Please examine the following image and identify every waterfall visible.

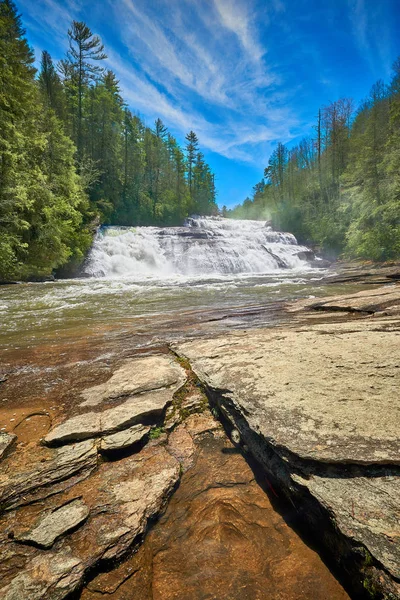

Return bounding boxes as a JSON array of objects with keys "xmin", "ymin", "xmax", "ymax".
[{"xmin": 84, "ymin": 216, "xmax": 313, "ymax": 278}]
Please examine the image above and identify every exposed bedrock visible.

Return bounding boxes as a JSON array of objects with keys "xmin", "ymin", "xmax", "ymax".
[
  {"xmin": 1, "ymin": 293, "xmax": 400, "ymax": 599},
  {"xmin": 175, "ymin": 313, "xmax": 400, "ymax": 599},
  {"xmin": 0, "ymin": 353, "xmax": 188, "ymax": 599},
  {"xmin": 43, "ymin": 354, "xmax": 186, "ymax": 446}
]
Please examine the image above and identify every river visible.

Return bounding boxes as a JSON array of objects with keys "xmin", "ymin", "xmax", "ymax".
[{"xmin": 0, "ymin": 216, "xmax": 363, "ymax": 354}]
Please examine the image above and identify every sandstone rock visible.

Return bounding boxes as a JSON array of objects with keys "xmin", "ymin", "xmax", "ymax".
[
  {"xmin": 0, "ymin": 440, "xmax": 98, "ymax": 510},
  {"xmin": 96, "ymin": 435, "xmax": 350, "ymax": 600},
  {"xmin": 100, "ymin": 424, "xmax": 150, "ymax": 453},
  {"xmin": 175, "ymin": 323, "xmax": 400, "ymax": 465},
  {"xmin": 2, "ymin": 552, "xmax": 84, "ymax": 600},
  {"xmin": 44, "ymin": 413, "xmax": 101, "ymax": 446},
  {"xmin": 1, "ymin": 443, "xmax": 180, "ymax": 599},
  {"xmin": 167, "ymin": 425, "xmax": 195, "ymax": 472},
  {"xmin": 0, "ymin": 432, "xmax": 16, "ymax": 460},
  {"xmin": 80, "ymin": 355, "xmax": 186, "ymax": 406},
  {"xmin": 181, "ymin": 391, "xmax": 206, "ymax": 414},
  {"xmin": 16, "ymin": 498, "xmax": 89, "ymax": 548},
  {"xmin": 165, "ymin": 392, "xmax": 206, "ymax": 431},
  {"xmin": 292, "ymin": 471, "xmax": 400, "ymax": 580},
  {"xmin": 288, "ymin": 283, "xmax": 400, "ymax": 314},
  {"xmin": 175, "ymin": 320, "xmax": 400, "ymax": 594},
  {"xmin": 44, "ymin": 388, "xmax": 175, "ymax": 446}
]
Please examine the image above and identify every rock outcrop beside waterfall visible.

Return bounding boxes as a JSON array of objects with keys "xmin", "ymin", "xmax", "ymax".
[
  {"xmin": 1, "ymin": 281, "xmax": 400, "ymax": 599},
  {"xmin": 175, "ymin": 285, "xmax": 400, "ymax": 599},
  {"xmin": 0, "ymin": 350, "xmax": 351, "ymax": 600}
]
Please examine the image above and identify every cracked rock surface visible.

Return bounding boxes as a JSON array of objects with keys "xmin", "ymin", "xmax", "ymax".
[
  {"xmin": 0, "ymin": 354, "xmax": 187, "ymax": 599},
  {"xmin": 1, "ymin": 283, "xmax": 399, "ymax": 600},
  {"xmin": 176, "ymin": 320, "xmax": 400, "ymax": 465},
  {"xmin": 15, "ymin": 498, "xmax": 90, "ymax": 549},
  {"xmin": 81, "ymin": 429, "xmax": 350, "ymax": 600},
  {"xmin": 80, "ymin": 354, "xmax": 186, "ymax": 407},
  {"xmin": 175, "ymin": 300, "xmax": 400, "ymax": 598}
]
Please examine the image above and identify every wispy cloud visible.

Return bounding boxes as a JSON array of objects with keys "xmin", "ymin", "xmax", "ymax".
[
  {"xmin": 101, "ymin": 0, "xmax": 295, "ymax": 162},
  {"xmin": 212, "ymin": 0, "xmax": 264, "ymax": 61},
  {"xmin": 19, "ymin": 0, "xmax": 297, "ymax": 164},
  {"xmin": 347, "ymin": 0, "xmax": 393, "ymax": 79}
]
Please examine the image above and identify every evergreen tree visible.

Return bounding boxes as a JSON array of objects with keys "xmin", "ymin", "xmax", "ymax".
[
  {"xmin": 0, "ymin": 0, "xmax": 40, "ymax": 277},
  {"xmin": 38, "ymin": 50, "xmax": 65, "ymax": 120},
  {"xmin": 85, "ymin": 70, "xmax": 124, "ymax": 219},
  {"xmin": 0, "ymin": 8, "xmax": 217, "ymax": 279},
  {"xmin": 230, "ymin": 61, "xmax": 400, "ymax": 259},
  {"xmin": 185, "ymin": 130, "xmax": 199, "ymax": 199},
  {"xmin": 65, "ymin": 21, "xmax": 106, "ymax": 161},
  {"xmin": 0, "ymin": 1, "xmax": 91, "ymax": 279}
]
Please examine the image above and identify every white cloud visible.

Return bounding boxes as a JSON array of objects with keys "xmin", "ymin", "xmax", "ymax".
[
  {"xmin": 213, "ymin": 0, "xmax": 264, "ymax": 61},
  {"xmin": 18, "ymin": 0, "xmax": 302, "ymax": 166},
  {"xmin": 347, "ymin": 0, "xmax": 392, "ymax": 79}
]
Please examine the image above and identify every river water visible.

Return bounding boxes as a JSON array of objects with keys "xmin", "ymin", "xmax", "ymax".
[{"xmin": 1, "ymin": 216, "xmax": 348, "ymax": 353}]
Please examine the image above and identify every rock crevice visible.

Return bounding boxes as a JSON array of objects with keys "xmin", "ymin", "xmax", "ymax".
[{"xmin": 174, "ymin": 311, "xmax": 400, "ymax": 599}]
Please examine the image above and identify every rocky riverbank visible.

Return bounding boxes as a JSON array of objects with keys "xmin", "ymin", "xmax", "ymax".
[
  {"xmin": 175, "ymin": 282, "xmax": 400, "ymax": 599},
  {"xmin": 0, "ymin": 277, "xmax": 399, "ymax": 599}
]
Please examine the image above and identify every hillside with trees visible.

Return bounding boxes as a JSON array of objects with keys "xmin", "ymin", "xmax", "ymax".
[
  {"xmin": 228, "ymin": 63, "xmax": 400, "ymax": 261},
  {"xmin": 0, "ymin": 1, "xmax": 217, "ymax": 280}
]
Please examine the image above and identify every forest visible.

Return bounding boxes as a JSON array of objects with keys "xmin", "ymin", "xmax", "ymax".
[
  {"xmin": 0, "ymin": 0, "xmax": 217, "ymax": 280},
  {"xmin": 228, "ymin": 62, "xmax": 400, "ymax": 261}
]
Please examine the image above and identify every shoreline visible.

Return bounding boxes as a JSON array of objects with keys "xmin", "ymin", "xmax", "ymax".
[{"xmin": 0, "ymin": 271, "xmax": 399, "ymax": 598}]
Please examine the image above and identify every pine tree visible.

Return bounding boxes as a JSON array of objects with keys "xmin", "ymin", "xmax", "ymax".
[
  {"xmin": 38, "ymin": 50, "xmax": 65, "ymax": 120},
  {"xmin": 185, "ymin": 130, "xmax": 199, "ymax": 199},
  {"xmin": 86, "ymin": 70, "xmax": 124, "ymax": 220},
  {"xmin": 66, "ymin": 21, "xmax": 107, "ymax": 161}
]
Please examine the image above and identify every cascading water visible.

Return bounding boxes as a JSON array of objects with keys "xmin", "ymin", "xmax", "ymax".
[{"xmin": 84, "ymin": 216, "xmax": 313, "ymax": 278}]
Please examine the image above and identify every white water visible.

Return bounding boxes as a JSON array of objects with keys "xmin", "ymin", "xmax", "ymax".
[{"xmin": 84, "ymin": 216, "xmax": 312, "ymax": 279}]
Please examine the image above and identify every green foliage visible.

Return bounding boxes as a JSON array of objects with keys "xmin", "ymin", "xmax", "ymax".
[
  {"xmin": 0, "ymin": 5, "xmax": 217, "ymax": 281},
  {"xmin": 230, "ymin": 66, "xmax": 400, "ymax": 261},
  {"xmin": 149, "ymin": 426, "xmax": 165, "ymax": 440}
]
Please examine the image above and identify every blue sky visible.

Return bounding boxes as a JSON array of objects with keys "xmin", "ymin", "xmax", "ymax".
[{"xmin": 17, "ymin": 0, "xmax": 400, "ymax": 208}]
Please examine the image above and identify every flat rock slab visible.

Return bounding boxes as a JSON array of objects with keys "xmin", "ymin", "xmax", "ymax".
[
  {"xmin": 0, "ymin": 432, "xmax": 16, "ymax": 459},
  {"xmin": 80, "ymin": 355, "xmax": 186, "ymax": 406},
  {"xmin": 100, "ymin": 424, "xmax": 150, "ymax": 453},
  {"xmin": 288, "ymin": 283, "xmax": 400, "ymax": 314},
  {"xmin": 176, "ymin": 322, "xmax": 400, "ymax": 588},
  {"xmin": 176, "ymin": 321, "xmax": 400, "ymax": 465},
  {"xmin": 293, "ymin": 471, "xmax": 400, "ymax": 580},
  {"xmin": 44, "ymin": 388, "xmax": 174, "ymax": 446},
  {"xmin": 16, "ymin": 498, "xmax": 89, "ymax": 549}
]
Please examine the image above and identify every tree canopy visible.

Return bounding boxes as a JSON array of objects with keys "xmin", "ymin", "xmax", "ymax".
[
  {"xmin": 229, "ymin": 63, "xmax": 400, "ymax": 261},
  {"xmin": 0, "ymin": 3, "xmax": 217, "ymax": 280}
]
